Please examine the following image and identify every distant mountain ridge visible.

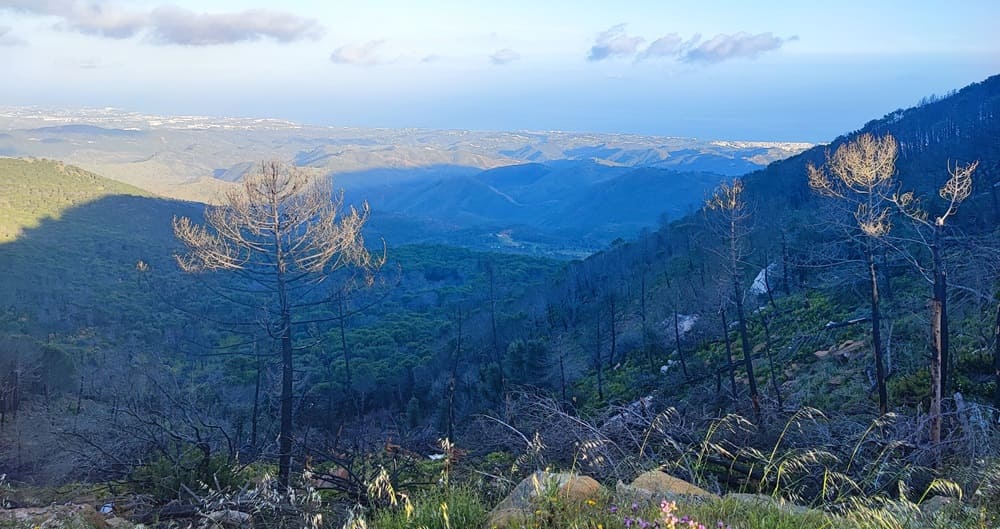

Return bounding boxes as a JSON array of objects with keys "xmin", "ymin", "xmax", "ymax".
[{"xmin": 0, "ymin": 106, "xmax": 811, "ymax": 203}]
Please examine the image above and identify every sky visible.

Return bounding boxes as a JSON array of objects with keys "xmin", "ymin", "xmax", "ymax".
[{"xmin": 0, "ymin": 0, "xmax": 998, "ymax": 142}]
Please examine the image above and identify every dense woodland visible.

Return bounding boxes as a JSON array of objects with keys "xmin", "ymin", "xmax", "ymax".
[{"xmin": 1, "ymin": 75, "xmax": 1000, "ymax": 528}]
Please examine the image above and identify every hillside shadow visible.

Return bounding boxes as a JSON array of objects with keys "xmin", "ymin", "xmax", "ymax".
[{"xmin": 0, "ymin": 194, "xmax": 204, "ymax": 332}]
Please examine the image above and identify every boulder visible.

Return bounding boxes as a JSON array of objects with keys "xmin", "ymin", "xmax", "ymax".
[
  {"xmin": 725, "ymin": 492, "xmax": 810, "ymax": 515},
  {"xmin": 205, "ymin": 509, "xmax": 252, "ymax": 528},
  {"xmin": 106, "ymin": 518, "xmax": 132, "ymax": 528},
  {"xmin": 488, "ymin": 471, "xmax": 602, "ymax": 528},
  {"xmin": 0, "ymin": 504, "xmax": 107, "ymax": 528},
  {"xmin": 919, "ymin": 495, "xmax": 955, "ymax": 516},
  {"xmin": 629, "ymin": 470, "xmax": 718, "ymax": 499}
]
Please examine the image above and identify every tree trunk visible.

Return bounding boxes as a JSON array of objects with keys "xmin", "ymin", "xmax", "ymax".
[
  {"xmin": 640, "ymin": 273, "xmax": 654, "ymax": 371},
  {"xmin": 730, "ymin": 213, "xmax": 760, "ymax": 421},
  {"xmin": 781, "ymin": 231, "xmax": 791, "ymax": 295},
  {"xmin": 560, "ymin": 354, "xmax": 567, "ymax": 404},
  {"xmin": 339, "ymin": 292, "xmax": 351, "ymax": 392},
  {"xmin": 868, "ymin": 248, "xmax": 888, "ymax": 415},
  {"xmin": 991, "ymin": 183, "xmax": 999, "ymax": 225},
  {"xmin": 734, "ymin": 275, "xmax": 761, "ymax": 421},
  {"xmin": 720, "ymin": 307, "xmax": 738, "ymax": 401},
  {"xmin": 251, "ymin": 346, "xmax": 261, "ymax": 449},
  {"xmin": 929, "ymin": 223, "xmax": 946, "ymax": 450},
  {"xmin": 933, "ymin": 224, "xmax": 950, "ymax": 395},
  {"xmin": 759, "ymin": 313, "xmax": 783, "ymax": 409},
  {"xmin": 673, "ymin": 308, "xmax": 689, "ymax": 379},
  {"xmin": 278, "ymin": 308, "xmax": 294, "ymax": 487},
  {"xmin": 608, "ymin": 295, "xmax": 617, "ymax": 369},
  {"xmin": 595, "ymin": 314, "xmax": 603, "ymax": 401},
  {"xmin": 487, "ymin": 263, "xmax": 505, "ymax": 392},
  {"xmin": 447, "ymin": 310, "xmax": 462, "ymax": 442},
  {"xmin": 993, "ymin": 302, "xmax": 999, "ymax": 409}
]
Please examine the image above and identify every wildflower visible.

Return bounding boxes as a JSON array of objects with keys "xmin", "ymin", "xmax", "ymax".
[
  {"xmin": 609, "ymin": 504, "xmax": 618, "ymax": 514},
  {"xmin": 586, "ymin": 498, "xmax": 597, "ymax": 506}
]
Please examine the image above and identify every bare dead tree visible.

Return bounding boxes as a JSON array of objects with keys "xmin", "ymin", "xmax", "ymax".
[
  {"xmin": 809, "ymin": 133, "xmax": 899, "ymax": 415},
  {"xmin": 707, "ymin": 179, "xmax": 760, "ymax": 421},
  {"xmin": 892, "ymin": 160, "xmax": 976, "ymax": 448},
  {"xmin": 172, "ymin": 161, "xmax": 384, "ymax": 487}
]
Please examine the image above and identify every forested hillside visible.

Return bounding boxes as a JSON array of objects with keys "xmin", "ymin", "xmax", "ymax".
[{"xmin": 1, "ymin": 75, "xmax": 999, "ymax": 529}]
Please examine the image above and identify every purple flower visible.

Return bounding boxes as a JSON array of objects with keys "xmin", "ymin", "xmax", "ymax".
[{"xmin": 610, "ymin": 505, "xmax": 618, "ymax": 514}]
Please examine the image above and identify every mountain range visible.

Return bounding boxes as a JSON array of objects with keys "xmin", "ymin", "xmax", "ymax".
[{"xmin": 0, "ymin": 107, "xmax": 812, "ymax": 254}]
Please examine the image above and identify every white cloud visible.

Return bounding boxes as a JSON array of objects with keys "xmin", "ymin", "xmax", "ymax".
[
  {"xmin": 591, "ymin": 27, "xmax": 793, "ymax": 64},
  {"xmin": 0, "ymin": 1, "xmax": 323, "ymax": 45},
  {"xmin": 490, "ymin": 48, "xmax": 520, "ymax": 65},
  {"xmin": 330, "ymin": 40, "xmax": 386, "ymax": 66},
  {"xmin": 587, "ymin": 24, "xmax": 645, "ymax": 61},
  {"xmin": 682, "ymin": 32, "xmax": 789, "ymax": 63},
  {"xmin": 0, "ymin": 24, "xmax": 26, "ymax": 45},
  {"xmin": 148, "ymin": 6, "xmax": 324, "ymax": 46},
  {"xmin": 639, "ymin": 33, "xmax": 683, "ymax": 60}
]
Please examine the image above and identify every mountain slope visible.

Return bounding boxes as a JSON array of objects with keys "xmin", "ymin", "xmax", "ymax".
[
  {"xmin": 511, "ymin": 73, "xmax": 1000, "ymax": 417},
  {"xmin": 0, "ymin": 157, "xmax": 154, "ymax": 242},
  {"xmin": 356, "ymin": 160, "xmax": 729, "ymax": 253},
  {"xmin": 741, "ymin": 74, "xmax": 1000, "ymax": 214}
]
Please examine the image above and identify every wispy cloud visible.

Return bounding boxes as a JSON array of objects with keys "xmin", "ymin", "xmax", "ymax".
[
  {"xmin": 420, "ymin": 54, "xmax": 441, "ymax": 63},
  {"xmin": 0, "ymin": 0, "xmax": 147, "ymax": 38},
  {"xmin": 683, "ymin": 32, "xmax": 789, "ymax": 63},
  {"xmin": 490, "ymin": 48, "xmax": 520, "ymax": 65},
  {"xmin": 587, "ymin": 24, "xmax": 644, "ymax": 61},
  {"xmin": 593, "ymin": 27, "xmax": 793, "ymax": 64},
  {"xmin": 330, "ymin": 40, "xmax": 386, "ymax": 66},
  {"xmin": 638, "ymin": 33, "xmax": 684, "ymax": 60},
  {"xmin": 0, "ymin": 1, "xmax": 323, "ymax": 45},
  {"xmin": 0, "ymin": 24, "xmax": 26, "ymax": 45},
  {"xmin": 148, "ymin": 7, "xmax": 323, "ymax": 45}
]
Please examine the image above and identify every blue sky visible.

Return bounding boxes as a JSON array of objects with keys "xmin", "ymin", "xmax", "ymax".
[{"xmin": 1, "ymin": 0, "xmax": 997, "ymax": 141}]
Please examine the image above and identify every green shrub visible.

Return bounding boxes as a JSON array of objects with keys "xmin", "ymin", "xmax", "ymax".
[{"xmin": 129, "ymin": 447, "xmax": 246, "ymax": 498}]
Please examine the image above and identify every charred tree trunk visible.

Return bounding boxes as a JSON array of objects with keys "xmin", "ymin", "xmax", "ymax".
[
  {"xmin": 759, "ymin": 312, "xmax": 783, "ymax": 409},
  {"xmin": 720, "ymin": 307, "xmax": 738, "ymax": 401},
  {"xmin": 929, "ymin": 223, "xmax": 947, "ymax": 448},
  {"xmin": 608, "ymin": 294, "xmax": 617, "ymax": 369},
  {"xmin": 867, "ymin": 247, "xmax": 888, "ymax": 415},
  {"xmin": 673, "ymin": 308, "xmax": 689, "ymax": 379},
  {"xmin": 932, "ymin": 224, "xmax": 950, "ymax": 395},
  {"xmin": 734, "ymin": 275, "xmax": 761, "ymax": 421},
  {"xmin": 993, "ymin": 302, "xmax": 1000, "ymax": 409},
  {"xmin": 339, "ymin": 292, "xmax": 352, "ymax": 393},
  {"xmin": 594, "ymin": 314, "xmax": 604, "ymax": 402},
  {"xmin": 640, "ymin": 273, "xmax": 655, "ymax": 371},
  {"xmin": 251, "ymin": 345, "xmax": 261, "ymax": 449},
  {"xmin": 559, "ymin": 354, "xmax": 567, "ymax": 404},
  {"xmin": 991, "ymin": 183, "xmax": 999, "ymax": 225},
  {"xmin": 486, "ymin": 262, "xmax": 505, "ymax": 393},
  {"xmin": 278, "ymin": 307, "xmax": 294, "ymax": 487},
  {"xmin": 446, "ymin": 310, "xmax": 463, "ymax": 442},
  {"xmin": 781, "ymin": 230, "xmax": 791, "ymax": 295}
]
